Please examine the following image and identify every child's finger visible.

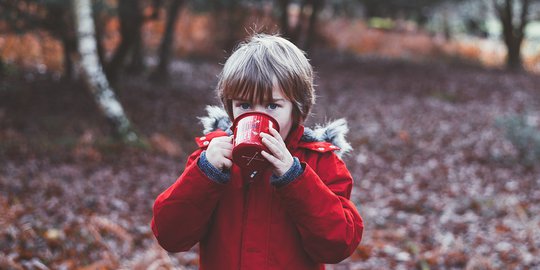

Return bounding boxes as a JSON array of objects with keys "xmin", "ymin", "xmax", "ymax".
[
  {"xmin": 261, "ymin": 150, "xmax": 280, "ymax": 165},
  {"xmin": 210, "ymin": 137, "xmax": 233, "ymax": 148},
  {"xmin": 222, "ymin": 148, "xmax": 233, "ymax": 158},
  {"xmin": 222, "ymin": 136, "xmax": 235, "ymax": 144},
  {"xmin": 221, "ymin": 158, "xmax": 233, "ymax": 169},
  {"xmin": 219, "ymin": 142, "xmax": 233, "ymax": 150},
  {"xmin": 260, "ymin": 132, "xmax": 280, "ymax": 146},
  {"xmin": 268, "ymin": 127, "xmax": 284, "ymax": 143},
  {"xmin": 214, "ymin": 136, "xmax": 231, "ymax": 141},
  {"xmin": 261, "ymin": 137, "xmax": 284, "ymax": 160}
]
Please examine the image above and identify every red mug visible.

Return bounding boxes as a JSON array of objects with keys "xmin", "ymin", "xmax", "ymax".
[{"xmin": 232, "ymin": 112, "xmax": 280, "ymax": 171}]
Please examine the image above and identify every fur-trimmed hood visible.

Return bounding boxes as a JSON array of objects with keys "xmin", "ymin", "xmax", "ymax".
[{"xmin": 198, "ymin": 106, "xmax": 352, "ymax": 157}]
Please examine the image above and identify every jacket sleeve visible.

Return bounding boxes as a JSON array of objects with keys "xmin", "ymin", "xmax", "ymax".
[
  {"xmin": 275, "ymin": 151, "xmax": 364, "ymax": 263},
  {"xmin": 151, "ymin": 149, "xmax": 226, "ymax": 252}
]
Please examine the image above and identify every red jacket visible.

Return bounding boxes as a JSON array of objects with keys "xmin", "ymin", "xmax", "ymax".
[{"xmin": 152, "ymin": 125, "xmax": 363, "ymax": 270}]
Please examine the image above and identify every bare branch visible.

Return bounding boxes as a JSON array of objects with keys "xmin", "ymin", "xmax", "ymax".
[{"xmin": 518, "ymin": 0, "xmax": 530, "ymax": 34}]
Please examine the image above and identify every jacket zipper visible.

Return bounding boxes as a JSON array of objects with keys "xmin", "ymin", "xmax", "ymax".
[{"xmin": 239, "ymin": 178, "xmax": 253, "ymax": 270}]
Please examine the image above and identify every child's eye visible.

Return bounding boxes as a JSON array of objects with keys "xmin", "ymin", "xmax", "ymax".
[
  {"xmin": 266, "ymin": 103, "xmax": 279, "ymax": 110},
  {"xmin": 239, "ymin": 103, "xmax": 251, "ymax": 110}
]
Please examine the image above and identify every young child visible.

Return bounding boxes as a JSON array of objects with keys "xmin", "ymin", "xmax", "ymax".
[{"xmin": 151, "ymin": 34, "xmax": 363, "ymax": 270}]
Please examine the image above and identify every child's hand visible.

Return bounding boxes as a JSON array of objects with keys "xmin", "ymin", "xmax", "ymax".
[
  {"xmin": 260, "ymin": 127, "xmax": 294, "ymax": 177},
  {"xmin": 205, "ymin": 136, "xmax": 233, "ymax": 170}
]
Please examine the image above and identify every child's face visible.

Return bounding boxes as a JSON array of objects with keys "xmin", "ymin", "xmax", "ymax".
[{"xmin": 232, "ymin": 87, "xmax": 294, "ymax": 139}]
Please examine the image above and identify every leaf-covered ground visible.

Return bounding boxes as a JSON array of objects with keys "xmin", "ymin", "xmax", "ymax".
[{"xmin": 1, "ymin": 51, "xmax": 540, "ymax": 269}]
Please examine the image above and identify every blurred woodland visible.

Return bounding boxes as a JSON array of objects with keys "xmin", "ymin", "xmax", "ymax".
[{"xmin": 1, "ymin": 0, "xmax": 540, "ymax": 269}]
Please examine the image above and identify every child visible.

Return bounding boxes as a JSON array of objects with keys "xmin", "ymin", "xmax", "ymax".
[{"xmin": 151, "ymin": 34, "xmax": 363, "ymax": 270}]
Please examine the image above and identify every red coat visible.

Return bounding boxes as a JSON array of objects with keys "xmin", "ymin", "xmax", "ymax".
[{"xmin": 152, "ymin": 125, "xmax": 363, "ymax": 270}]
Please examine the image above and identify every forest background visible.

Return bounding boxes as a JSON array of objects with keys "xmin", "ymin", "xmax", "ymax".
[{"xmin": 1, "ymin": 0, "xmax": 540, "ymax": 269}]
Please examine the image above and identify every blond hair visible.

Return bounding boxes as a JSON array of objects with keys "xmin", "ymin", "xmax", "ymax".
[{"xmin": 217, "ymin": 34, "xmax": 315, "ymax": 127}]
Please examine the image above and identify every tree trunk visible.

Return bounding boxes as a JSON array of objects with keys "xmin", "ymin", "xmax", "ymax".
[
  {"xmin": 150, "ymin": 0, "xmax": 184, "ymax": 81},
  {"xmin": 61, "ymin": 34, "xmax": 77, "ymax": 81},
  {"xmin": 0, "ymin": 56, "xmax": 4, "ymax": 78},
  {"xmin": 44, "ymin": 1, "xmax": 78, "ymax": 81},
  {"xmin": 106, "ymin": 0, "xmax": 144, "ymax": 83},
  {"xmin": 151, "ymin": 0, "xmax": 163, "ymax": 20},
  {"xmin": 506, "ymin": 33, "xmax": 523, "ymax": 70},
  {"xmin": 442, "ymin": 6, "xmax": 452, "ymax": 41},
  {"xmin": 304, "ymin": 0, "xmax": 324, "ymax": 53},
  {"xmin": 278, "ymin": 0, "xmax": 291, "ymax": 38},
  {"xmin": 72, "ymin": 0, "xmax": 138, "ymax": 143},
  {"xmin": 126, "ymin": 34, "xmax": 145, "ymax": 74},
  {"xmin": 126, "ymin": 0, "xmax": 146, "ymax": 74},
  {"xmin": 291, "ymin": 0, "xmax": 306, "ymax": 45},
  {"xmin": 223, "ymin": 6, "xmax": 247, "ymax": 53},
  {"xmin": 493, "ymin": 0, "xmax": 529, "ymax": 71}
]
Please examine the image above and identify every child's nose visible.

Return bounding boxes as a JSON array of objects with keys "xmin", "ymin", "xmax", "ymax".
[{"xmin": 252, "ymin": 104, "xmax": 266, "ymax": 112}]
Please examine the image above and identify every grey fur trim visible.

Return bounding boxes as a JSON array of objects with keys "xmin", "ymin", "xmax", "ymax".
[
  {"xmin": 198, "ymin": 106, "xmax": 232, "ymax": 135},
  {"xmin": 301, "ymin": 119, "xmax": 352, "ymax": 157},
  {"xmin": 198, "ymin": 106, "xmax": 352, "ymax": 157}
]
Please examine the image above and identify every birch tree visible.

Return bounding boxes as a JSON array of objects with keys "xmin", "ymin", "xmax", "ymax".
[{"xmin": 72, "ymin": 0, "xmax": 138, "ymax": 142}]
